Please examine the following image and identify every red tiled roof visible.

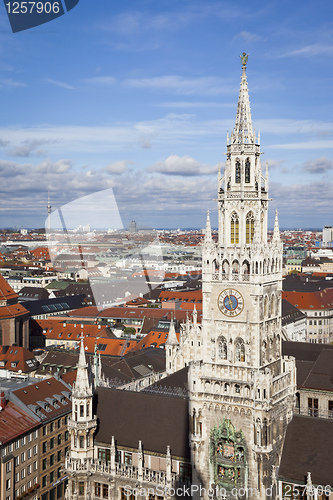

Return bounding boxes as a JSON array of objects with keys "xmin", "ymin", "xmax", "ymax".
[
  {"xmin": 0, "ymin": 345, "xmax": 37, "ymax": 373},
  {"xmin": 132, "ymin": 329, "xmax": 177, "ymax": 351},
  {"xmin": 36, "ymin": 319, "xmax": 114, "ymax": 342},
  {"xmin": 13, "ymin": 377, "xmax": 72, "ymax": 422},
  {"xmin": 30, "ymin": 247, "xmax": 50, "ymax": 259},
  {"xmin": 282, "ymin": 288, "xmax": 333, "ymax": 310},
  {"xmin": 61, "ymin": 369, "xmax": 77, "ymax": 388},
  {"xmin": 82, "ymin": 336, "xmax": 137, "ymax": 356},
  {"xmin": 68, "ymin": 306, "xmax": 100, "ymax": 318},
  {"xmin": 160, "ymin": 290, "xmax": 202, "ymax": 302},
  {"xmin": 0, "ymin": 274, "xmax": 18, "ymax": 302},
  {"xmin": 0, "ymin": 302, "xmax": 29, "ymax": 319},
  {"xmin": 0, "ymin": 400, "xmax": 38, "ymax": 444}
]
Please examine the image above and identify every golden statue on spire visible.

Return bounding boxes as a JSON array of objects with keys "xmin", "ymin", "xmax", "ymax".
[{"xmin": 240, "ymin": 52, "xmax": 248, "ymax": 68}]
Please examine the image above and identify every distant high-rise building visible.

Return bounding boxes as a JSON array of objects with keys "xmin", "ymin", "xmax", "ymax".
[
  {"xmin": 129, "ymin": 220, "xmax": 137, "ymax": 232},
  {"xmin": 47, "ymin": 191, "xmax": 51, "ymax": 231},
  {"xmin": 322, "ymin": 225, "xmax": 333, "ymax": 247}
]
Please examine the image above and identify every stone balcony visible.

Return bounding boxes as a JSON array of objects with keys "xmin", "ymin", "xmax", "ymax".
[{"xmin": 65, "ymin": 456, "xmax": 177, "ymax": 486}]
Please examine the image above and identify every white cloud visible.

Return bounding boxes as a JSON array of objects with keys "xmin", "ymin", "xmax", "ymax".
[
  {"xmin": 280, "ymin": 44, "xmax": 333, "ymax": 58},
  {"xmin": 9, "ymin": 138, "xmax": 60, "ymax": 158},
  {"xmin": 125, "ymin": 75, "xmax": 232, "ymax": 96},
  {"xmin": 269, "ymin": 140, "xmax": 333, "ymax": 150},
  {"xmin": 0, "ymin": 78, "xmax": 26, "ymax": 88},
  {"xmin": 84, "ymin": 77, "xmax": 116, "ymax": 86},
  {"xmin": 104, "ymin": 160, "xmax": 129, "ymax": 175},
  {"xmin": 302, "ymin": 156, "xmax": 333, "ymax": 174},
  {"xmin": 271, "ymin": 181, "xmax": 333, "ymax": 215},
  {"xmin": 148, "ymin": 155, "xmax": 217, "ymax": 176},
  {"xmin": 157, "ymin": 101, "xmax": 234, "ymax": 109},
  {"xmin": 237, "ymin": 31, "xmax": 262, "ymax": 42},
  {"xmin": 45, "ymin": 79, "xmax": 75, "ymax": 90}
]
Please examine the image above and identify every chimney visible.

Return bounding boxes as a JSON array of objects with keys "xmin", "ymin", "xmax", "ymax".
[{"xmin": 0, "ymin": 391, "xmax": 7, "ymax": 411}]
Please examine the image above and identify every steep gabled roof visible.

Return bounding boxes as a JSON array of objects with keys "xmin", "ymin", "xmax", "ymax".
[
  {"xmin": 0, "ymin": 302, "xmax": 29, "ymax": 319},
  {"xmin": 13, "ymin": 377, "xmax": 71, "ymax": 422},
  {"xmin": 279, "ymin": 415, "xmax": 333, "ymax": 484},
  {"xmin": 0, "ymin": 345, "xmax": 38, "ymax": 373},
  {"xmin": 0, "ymin": 400, "xmax": 38, "ymax": 444},
  {"xmin": 0, "ymin": 274, "xmax": 18, "ymax": 302},
  {"xmin": 94, "ymin": 387, "xmax": 190, "ymax": 459}
]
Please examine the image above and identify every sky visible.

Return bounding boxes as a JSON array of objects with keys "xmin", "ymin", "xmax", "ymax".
[{"xmin": 0, "ymin": 0, "xmax": 332, "ymax": 230}]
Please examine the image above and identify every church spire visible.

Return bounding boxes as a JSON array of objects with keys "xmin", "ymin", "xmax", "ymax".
[
  {"xmin": 73, "ymin": 336, "xmax": 92, "ymax": 398},
  {"xmin": 230, "ymin": 53, "xmax": 255, "ymax": 145}
]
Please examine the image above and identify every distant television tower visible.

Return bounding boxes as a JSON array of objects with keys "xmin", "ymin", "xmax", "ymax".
[{"xmin": 47, "ymin": 191, "xmax": 51, "ymax": 231}]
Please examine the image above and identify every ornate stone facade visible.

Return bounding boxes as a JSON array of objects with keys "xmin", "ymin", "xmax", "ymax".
[{"xmin": 166, "ymin": 55, "xmax": 296, "ymax": 499}]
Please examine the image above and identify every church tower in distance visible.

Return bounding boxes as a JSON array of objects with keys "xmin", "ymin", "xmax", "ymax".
[{"xmin": 166, "ymin": 54, "xmax": 296, "ymax": 499}]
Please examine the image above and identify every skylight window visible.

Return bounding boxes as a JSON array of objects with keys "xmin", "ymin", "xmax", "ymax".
[{"xmin": 97, "ymin": 344, "xmax": 107, "ymax": 351}]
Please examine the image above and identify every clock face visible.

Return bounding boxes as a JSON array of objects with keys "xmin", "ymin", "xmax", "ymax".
[{"xmin": 218, "ymin": 289, "xmax": 244, "ymax": 317}]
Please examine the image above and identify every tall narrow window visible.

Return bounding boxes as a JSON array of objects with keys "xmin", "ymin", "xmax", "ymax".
[
  {"xmin": 308, "ymin": 398, "xmax": 318, "ymax": 417},
  {"xmin": 246, "ymin": 212, "xmax": 255, "ymax": 243},
  {"xmin": 236, "ymin": 339, "xmax": 245, "ymax": 362},
  {"xmin": 230, "ymin": 212, "xmax": 239, "ymax": 244},
  {"xmin": 218, "ymin": 337, "xmax": 227, "ymax": 360},
  {"xmin": 235, "ymin": 160, "xmax": 241, "ymax": 183},
  {"xmin": 245, "ymin": 158, "xmax": 250, "ymax": 183}
]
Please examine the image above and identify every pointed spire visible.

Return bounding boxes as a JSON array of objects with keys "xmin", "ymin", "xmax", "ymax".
[
  {"xmin": 192, "ymin": 303, "xmax": 197, "ymax": 326},
  {"xmin": 166, "ymin": 314, "xmax": 178, "ymax": 345},
  {"xmin": 166, "ymin": 445, "xmax": 172, "ymax": 482},
  {"xmin": 73, "ymin": 335, "xmax": 92, "ymax": 398},
  {"xmin": 204, "ymin": 210, "xmax": 213, "ymax": 244},
  {"xmin": 110, "ymin": 436, "xmax": 116, "ymax": 471},
  {"xmin": 231, "ymin": 53, "xmax": 254, "ymax": 145},
  {"xmin": 273, "ymin": 210, "xmax": 280, "ymax": 242}
]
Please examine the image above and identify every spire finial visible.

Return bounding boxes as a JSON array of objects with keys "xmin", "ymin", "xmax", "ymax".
[
  {"xmin": 240, "ymin": 52, "xmax": 249, "ymax": 72},
  {"xmin": 273, "ymin": 210, "xmax": 280, "ymax": 242},
  {"xmin": 73, "ymin": 334, "xmax": 92, "ymax": 398},
  {"xmin": 231, "ymin": 53, "xmax": 254, "ymax": 145},
  {"xmin": 205, "ymin": 210, "xmax": 212, "ymax": 240}
]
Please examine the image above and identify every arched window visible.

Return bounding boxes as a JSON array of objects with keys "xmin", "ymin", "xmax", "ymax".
[
  {"xmin": 79, "ymin": 435, "xmax": 84, "ymax": 449},
  {"xmin": 218, "ymin": 337, "xmax": 227, "ymax": 360},
  {"xmin": 230, "ymin": 212, "xmax": 239, "ymax": 244},
  {"xmin": 235, "ymin": 160, "xmax": 241, "ymax": 183},
  {"xmin": 245, "ymin": 158, "xmax": 250, "ymax": 183},
  {"xmin": 236, "ymin": 339, "xmax": 245, "ymax": 362},
  {"xmin": 264, "ymin": 296, "xmax": 269, "ymax": 318},
  {"xmin": 246, "ymin": 212, "xmax": 255, "ymax": 244}
]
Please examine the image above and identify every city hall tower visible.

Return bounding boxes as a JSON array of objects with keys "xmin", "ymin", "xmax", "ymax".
[{"xmin": 166, "ymin": 54, "xmax": 296, "ymax": 499}]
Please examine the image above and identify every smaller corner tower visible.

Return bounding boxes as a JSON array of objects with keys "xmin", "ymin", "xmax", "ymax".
[{"xmin": 67, "ymin": 336, "xmax": 97, "ymax": 461}]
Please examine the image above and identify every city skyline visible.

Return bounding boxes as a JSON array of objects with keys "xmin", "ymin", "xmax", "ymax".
[{"xmin": 0, "ymin": 1, "xmax": 332, "ymax": 229}]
